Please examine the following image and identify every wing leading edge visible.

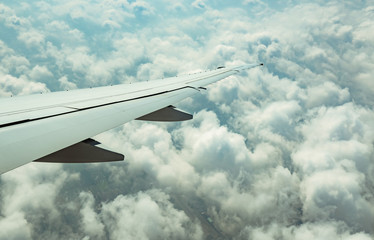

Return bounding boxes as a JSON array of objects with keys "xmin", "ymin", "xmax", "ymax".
[{"xmin": 0, "ymin": 63, "xmax": 261, "ymax": 174}]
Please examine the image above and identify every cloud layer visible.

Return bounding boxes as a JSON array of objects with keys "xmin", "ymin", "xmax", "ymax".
[{"xmin": 0, "ymin": 0, "xmax": 373, "ymax": 239}]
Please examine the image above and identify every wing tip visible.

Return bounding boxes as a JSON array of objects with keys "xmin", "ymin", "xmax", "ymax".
[{"xmin": 230, "ymin": 63, "xmax": 263, "ymax": 72}]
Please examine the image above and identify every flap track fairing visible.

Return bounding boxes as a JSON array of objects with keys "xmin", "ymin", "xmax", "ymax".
[
  {"xmin": 136, "ymin": 105, "xmax": 192, "ymax": 122},
  {"xmin": 34, "ymin": 139, "xmax": 124, "ymax": 163}
]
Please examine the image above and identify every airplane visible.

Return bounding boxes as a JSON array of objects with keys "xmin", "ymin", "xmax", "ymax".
[{"xmin": 0, "ymin": 63, "xmax": 262, "ymax": 174}]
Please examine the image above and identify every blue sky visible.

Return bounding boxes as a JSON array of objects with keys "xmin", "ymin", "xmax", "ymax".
[{"xmin": 0, "ymin": 1, "xmax": 374, "ymax": 239}]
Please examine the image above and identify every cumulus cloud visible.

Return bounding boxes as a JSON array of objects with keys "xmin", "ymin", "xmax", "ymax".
[
  {"xmin": 0, "ymin": 0, "xmax": 373, "ymax": 239},
  {"xmin": 17, "ymin": 30, "xmax": 45, "ymax": 49},
  {"xmin": 58, "ymin": 76, "xmax": 77, "ymax": 90},
  {"xmin": 79, "ymin": 192, "xmax": 105, "ymax": 238},
  {"xmin": 192, "ymin": 0, "xmax": 207, "ymax": 10},
  {"xmin": 242, "ymin": 222, "xmax": 372, "ymax": 240},
  {"xmin": 0, "ymin": 74, "xmax": 49, "ymax": 96},
  {"xmin": 0, "ymin": 163, "xmax": 72, "ymax": 239},
  {"xmin": 0, "ymin": 212, "xmax": 32, "ymax": 239},
  {"xmin": 29, "ymin": 65, "xmax": 53, "ymax": 82},
  {"xmin": 101, "ymin": 190, "xmax": 203, "ymax": 240}
]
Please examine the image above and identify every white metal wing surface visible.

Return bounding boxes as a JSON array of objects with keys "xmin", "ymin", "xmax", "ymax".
[{"xmin": 0, "ymin": 64, "xmax": 261, "ymax": 174}]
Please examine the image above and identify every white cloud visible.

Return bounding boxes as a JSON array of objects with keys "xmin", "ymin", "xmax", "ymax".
[
  {"xmin": 130, "ymin": 1, "xmax": 155, "ymax": 16},
  {"xmin": 0, "ymin": 54, "xmax": 30, "ymax": 75},
  {"xmin": 195, "ymin": 166, "xmax": 301, "ymax": 235},
  {"xmin": 100, "ymin": 190, "xmax": 203, "ymax": 240},
  {"xmin": 17, "ymin": 30, "xmax": 45, "ymax": 49},
  {"xmin": 0, "ymin": 3, "xmax": 30, "ymax": 29},
  {"xmin": 58, "ymin": 76, "xmax": 77, "ymax": 90},
  {"xmin": 242, "ymin": 222, "xmax": 373, "ymax": 240},
  {"xmin": 29, "ymin": 65, "xmax": 53, "ymax": 81},
  {"xmin": 0, "ymin": 164, "xmax": 67, "ymax": 216},
  {"xmin": 79, "ymin": 192, "xmax": 105, "ymax": 238},
  {"xmin": 0, "ymin": 73, "xmax": 49, "ymax": 96},
  {"xmin": 178, "ymin": 110, "xmax": 252, "ymax": 171},
  {"xmin": 306, "ymin": 81, "xmax": 350, "ymax": 108},
  {"xmin": 300, "ymin": 169, "xmax": 374, "ymax": 232},
  {"xmin": 291, "ymin": 103, "xmax": 374, "ymax": 233},
  {"xmin": 0, "ymin": 163, "xmax": 73, "ymax": 238},
  {"xmin": 0, "ymin": 212, "xmax": 32, "ymax": 240},
  {"xmin": 96, "ymin": 121, "xmax": 201, "ymax": 192},
  {"xmin": 45, "ymin": 20, "xmax": 85, "ymax": 43},
  {"xmin": 163, "ymin": 0, "xmax": 187, "ymax": 12},
  {"xmin": 192, "ymin": 0, "xmax": 207, "ymax": 9},
  {"xmin": 0, "ymin": 0, "xmax": 373, "ymax": 239}
]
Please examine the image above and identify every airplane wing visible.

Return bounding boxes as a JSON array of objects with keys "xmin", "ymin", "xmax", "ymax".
[{"xmin": 0, "ymin": 63, "xmax": 261, "ymax": 174}]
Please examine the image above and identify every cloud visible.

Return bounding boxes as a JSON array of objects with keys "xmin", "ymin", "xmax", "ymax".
[
  {"xmin": 96, "ymin": 121, "xmax": 201, "ymax": 193},
  {"xmin": 58, "ymin": 76, "xmax": 77, "ymax": 90},
  {"xmin": 0, "ymin": 73, "xmax": 49, "ymax": 96},
  {"xmin": 293, "ymin": 103, "xmax": 374, "ymax": 174},
  {"xmin": 0, "ymin": 54, "xmax": 30, "ymax": 76},
  {"xmin": 0, "ymin": 212, "xmax": 32, "ymax": 239},
  {"xmin": 17, "ymin": 30, "xmax": 45, "ymax": 49},
  {"xmin": 0, "ymin": 0, "xmax": 373, "ymax": 239},
  {"xmin": 291, "ymin": 103, "xmax": 374, "ymax": 233},
  {"xmin": 195, "ymin": 166, "xmax": 301, "ymax": 235},
  {"xmin": 192, "ymin": 0, "xmax": 207, "ymax": 9},
  {"xmin": 0, "ymin": 163, "xmax": 74, "ymax": 238},
  {"xmin": 0, "ymin": 3, "xmax": 30, "ymax": 29},
  {"xmin": 79, "ymin": 192, "xmax": 105, "ymax": 238},
  {"xmin": 0, "ymin": 40, "xmax": 49, "ymax": 96},
  {"xmin": 300, "ymin": 169, "xmax": 374, "ymax": 232},
  {"xmin": 29, "ymin": 65, "xmax": 53, "ymax": 81},
  {"xmin": 242, "ymin": 222, "xmax": 373, "ymax": 240},
  {"xmin": 100, "ymin": 190, "xmax": 203, "ymax": 240},
  {"xmin": 177, "ymin": 110, "xmax": 252, "ymax": 172}
]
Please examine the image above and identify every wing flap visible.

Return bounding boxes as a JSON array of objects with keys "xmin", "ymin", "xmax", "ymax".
[{"xmin": 34, "ymin": 138, "xmax": 124, "ymax": 163}]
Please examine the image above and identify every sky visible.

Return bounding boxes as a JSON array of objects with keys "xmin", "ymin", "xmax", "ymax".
[{"xmin": 0, "ymin": 0, "xmax": 374, "ymax": 239}]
